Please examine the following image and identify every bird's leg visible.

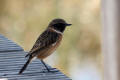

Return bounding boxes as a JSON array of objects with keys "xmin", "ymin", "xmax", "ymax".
[
  {"xmin": 41, "ymin": 60, "xmax": 59, "ymax": 72},
  {"xmin": 41, "ymin": 60, "xmax": 50, "ymax": 72}
]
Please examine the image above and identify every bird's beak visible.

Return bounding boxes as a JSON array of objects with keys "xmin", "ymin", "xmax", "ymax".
[{"xmin": 65, "ymin": 24, "xmax": 72, "ymax": 26}]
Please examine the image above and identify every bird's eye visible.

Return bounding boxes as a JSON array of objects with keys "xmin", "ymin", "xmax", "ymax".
[{"xmin": 53, "ymin": 23, "xmax": 65, "ymax": 27}]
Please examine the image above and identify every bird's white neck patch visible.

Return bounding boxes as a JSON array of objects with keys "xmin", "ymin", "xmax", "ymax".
[{"xmin": 49, "ymin": 27, "xmax": 63, "ymax": 35}]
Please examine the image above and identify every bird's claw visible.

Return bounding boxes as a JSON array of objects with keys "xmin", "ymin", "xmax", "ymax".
[{"xmin": 42, "ymin": 68, "xmax": 59, "ymax": 73}]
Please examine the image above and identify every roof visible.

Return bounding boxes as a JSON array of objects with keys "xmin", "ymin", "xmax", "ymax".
[{"xmin": 0, "ymin": 34, "xmax": 71, "ymax": 80}]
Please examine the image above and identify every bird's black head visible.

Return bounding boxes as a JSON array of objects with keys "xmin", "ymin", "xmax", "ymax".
[{"xmin": 48, "ymin": 18, "xmax": 72, "ymax": 32}]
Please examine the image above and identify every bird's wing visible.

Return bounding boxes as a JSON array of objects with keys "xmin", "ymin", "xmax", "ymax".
[{"xmin": 25, "ymin": 30, "xmax": 59, "ymax": 57}]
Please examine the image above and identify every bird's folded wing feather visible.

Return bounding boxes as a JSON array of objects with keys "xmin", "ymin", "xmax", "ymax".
[{"xmin": 25, "ymin": 30, "xmax": 59, "ymax": 57}]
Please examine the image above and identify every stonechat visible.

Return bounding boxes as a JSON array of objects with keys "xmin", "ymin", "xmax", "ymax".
[{"xmin": 19, "ymin": 18, "xmax": 72, "ymax": 74}]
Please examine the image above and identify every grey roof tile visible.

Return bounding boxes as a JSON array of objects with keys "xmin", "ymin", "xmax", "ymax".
[{"xmin": 0, "ymin": 34, "xmax": 71, "ymax": 80}]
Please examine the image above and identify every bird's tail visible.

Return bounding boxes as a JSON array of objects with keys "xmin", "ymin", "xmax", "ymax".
[{"xmin": 19, "ymin": 57, "xmax": 32, "ymax": 74}]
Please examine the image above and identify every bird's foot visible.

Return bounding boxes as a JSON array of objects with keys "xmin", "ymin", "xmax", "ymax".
[{"xmin": 42, "ymin": 68, "xmax": 59, "ymax": 73}]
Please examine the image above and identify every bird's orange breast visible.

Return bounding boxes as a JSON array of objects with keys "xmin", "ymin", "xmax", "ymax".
[{"xmin": 37, "ymin": 34, "xmax": 62, "ymax": 59}]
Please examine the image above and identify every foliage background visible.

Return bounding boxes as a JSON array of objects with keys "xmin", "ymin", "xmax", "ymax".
[{"xmin": 0, "ymin": 0, "xmax": 102, "ymax": 80}]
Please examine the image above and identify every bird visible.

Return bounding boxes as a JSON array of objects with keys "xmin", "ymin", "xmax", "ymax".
[{"xmin": 18, "ymin": 18, "xmax": 72, "ymax": 74}]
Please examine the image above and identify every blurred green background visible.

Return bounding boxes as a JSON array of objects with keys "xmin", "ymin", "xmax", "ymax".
[{"xmin": 0, "ymin": 0, "xmax": 102, "ymax": 80}]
